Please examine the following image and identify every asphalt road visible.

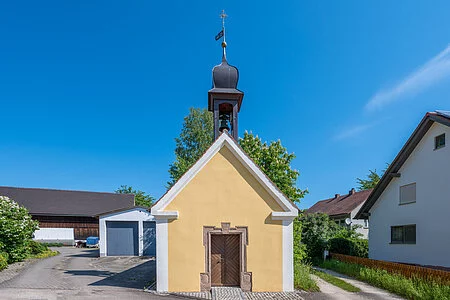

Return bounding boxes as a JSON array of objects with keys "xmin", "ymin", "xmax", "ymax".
[{"xmin": 0, "ymin": 247, "xmax": 184, "ymax": 300}]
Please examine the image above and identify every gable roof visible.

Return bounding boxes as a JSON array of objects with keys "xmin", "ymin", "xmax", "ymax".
[
  {"xmin": 306, "ymin": 189, "xmax": 372, "ymax": 217},
  {"xmin": 0, "ymin": 186, "xmax": 135, "ymax": 217},
  {"xmin": 355, "ymin": 111, "xmax": 450, "ymax": 219},
  {"xmin": 96, "ymin": 206, "xmax": 151, "ymax": 217},
  {"xmin": 151, "ymin": 132, "xmax": 299, "ymax": 220}
]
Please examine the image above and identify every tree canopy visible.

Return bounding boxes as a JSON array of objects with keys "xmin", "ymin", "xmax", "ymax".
[
  {"xmin": 167, "ymin": 108, "xmax": 214, "ymax": 187},
  {"xmin": 356, "ymin": 165, "xmax": 388, "ymax": 191},
  {"xmin": 115, "ymin": 185, "xmax": 154, "ymax": 207},
  {"xmin": 239, "ymin": 132, "xmax": 307, "ymax": 202},
  {"xmin": 168, "ymin": 107, "xmax": 306, "ymax": 203}
]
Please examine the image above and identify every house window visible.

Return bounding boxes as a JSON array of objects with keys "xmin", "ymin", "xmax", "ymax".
[
  {"xmin": 400, "ymin": 183, "xmax": 416, "ymax": 205},
  {"xmin": 435, "ymin": 134, "xmax": 445, "ymax": 149},
  {"xmin": 364, "ymin": 219, "xmax": 369, "ymax": 228},
  {"xmin": 391, "ymin": 225, "xmax": 416, "ymax": 244}
]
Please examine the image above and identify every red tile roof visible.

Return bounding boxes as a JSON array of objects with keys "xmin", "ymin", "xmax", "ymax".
[{"xmin": 306, "ymin": 189, "xmax": 372, "ymax": 216}]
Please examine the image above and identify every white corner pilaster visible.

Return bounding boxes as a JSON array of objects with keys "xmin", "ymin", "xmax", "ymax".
[
  {"xmin": 99, "ymin": 219, "xmax": 107, "ymax": 256},
  {"xmin": 156, "ymin": 218, "xmax": 169, "ymax": 292},
  {"xmin": 282, "ymin": 219, "xmax": 294, "ymax": 292}
]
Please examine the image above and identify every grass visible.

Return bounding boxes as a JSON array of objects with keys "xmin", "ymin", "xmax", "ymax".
[
  {"xmin": 41, "ymin": 242, "xmax": 64, "ymax": 247},
  {"xmin": 294, "ymin": 263, "xmax": 320, "ymax": 292},
  {"xmin": 320, "ymin": 259, "xmax": 450, "ymax": 300},
  {"xmin": 312, "ymin": 269, "xmax": 360, "ymax": 292},
  {"xmin": 27, "ymin": 249, "xmax": 59, "ymax": 259}
]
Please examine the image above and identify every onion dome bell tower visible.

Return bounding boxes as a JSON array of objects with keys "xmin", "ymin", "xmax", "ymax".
[{"xmin": 208, "ymin": 12, "xmax": 244, "ymax": 141}]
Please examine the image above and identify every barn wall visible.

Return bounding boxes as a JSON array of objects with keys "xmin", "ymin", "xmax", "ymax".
[{"xmin": 33, "ymin": 215, "xmax": 98, "ymax": 240}]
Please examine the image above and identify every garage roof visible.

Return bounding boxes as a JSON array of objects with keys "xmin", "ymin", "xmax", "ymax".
[{"xmin": 0, "ymin": 186, "xmax": 135, "ymax": 217}]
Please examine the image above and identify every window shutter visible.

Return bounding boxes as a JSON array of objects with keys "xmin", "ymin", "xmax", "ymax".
[{"xmin": 400, "ymin": 183, "xmax": 416, "ymax": 204}]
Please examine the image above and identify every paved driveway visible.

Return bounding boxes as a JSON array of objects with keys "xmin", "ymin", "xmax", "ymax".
[{"xmin": 0, "ymin": 247, "xmax": 183, "ymax": 300}]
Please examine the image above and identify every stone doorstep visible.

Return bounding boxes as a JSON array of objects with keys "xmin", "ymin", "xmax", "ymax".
[
  {"xmin": 212, "ymin": 287, "xmax": 245, "ymax": 300},
  {"xmin": 145, "ymin": 284, "xmax": 305, "ymax": 300}
]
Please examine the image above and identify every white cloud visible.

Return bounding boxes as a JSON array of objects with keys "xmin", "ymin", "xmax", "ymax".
[
  {"xmin": 366, "ymin": 44, "xmax": 450, "ymax": 111},
  {"xmin": 333, "ymin": 123, "xmax": 374, "ymax": 141}
]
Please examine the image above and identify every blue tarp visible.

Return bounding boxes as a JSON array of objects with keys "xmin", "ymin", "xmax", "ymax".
[{"xmin": 86, "ymin": 236, "xmax": 99, "ymax": 245}]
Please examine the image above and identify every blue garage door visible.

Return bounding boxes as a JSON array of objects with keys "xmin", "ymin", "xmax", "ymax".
[
  {"xmin": 143, "ymin": 221, "xmax": 156, "ymax": 256},
  {"xmin": 106, "ymin": 221, "xmax": 139, "ymax": 256}
]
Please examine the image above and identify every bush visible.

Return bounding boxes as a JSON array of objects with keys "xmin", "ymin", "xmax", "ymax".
[
  {"xmin": 293, "ymin": 217, "xmax": 307, "ymax": 264},
  {"xmin": 27, "ymin": 240, "xmax": 48, "ymax": 255},
  {"xmin": 0, "ymin": 196, "xmax": 39, "ymax": 263},
  {"xmin": 0, "ymin": 252, "xmax": 7, "ymax": 271},
  {"xmin": 295, "ymin": 212, "xmax": 369, "ymax": 262},
  {"xmin": 328, "ymin": 237, "xmax": 368, "ymax": 258},
  {"xmin": 298, "ymin": 213, "xmax": 339, "ymax": 262}
]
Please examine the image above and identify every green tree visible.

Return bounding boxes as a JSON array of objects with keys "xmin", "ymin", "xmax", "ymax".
[
  {"xmin": 356, "ymin": 165, "xmax": 389, "ymax": 191},
  {"xmin": 239, "ymin": 132, "xmax": 307, "ymax": 203},
  {"xmin": 115, "ymin": 185, "xmax": 155, "ymax": 207},
  {"xmin": 167, "ymin": 108, "xmax": 214, "ymax": 187},
  {"xmin": 0, "ymin": 196, "xmax": 39, "ymax": 263},
  {"xmin": 168, "ymin": 109, "xmax": 307, "ymax": 203}
]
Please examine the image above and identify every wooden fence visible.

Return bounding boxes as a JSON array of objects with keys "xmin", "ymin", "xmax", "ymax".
[{"xmin": 330, "ymin": 252, "xmax": 450, "ymax": 284}]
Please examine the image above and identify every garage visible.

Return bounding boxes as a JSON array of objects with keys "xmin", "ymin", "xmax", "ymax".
[
  {"xmin": 98, "ymin": 206, "xmax": 155, "ymax": 257},
  {"xmin": 143, "ymin": 221, "xmax": 156, "ymax": 256},
  {"xmin": 106, "ymin": 221, "xmax": 139, "ymax": 256}
]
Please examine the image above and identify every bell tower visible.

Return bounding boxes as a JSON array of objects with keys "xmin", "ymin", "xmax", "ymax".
[{"xmin": 208, "ymin": 11, "xmax": 244, "ymax": 140}]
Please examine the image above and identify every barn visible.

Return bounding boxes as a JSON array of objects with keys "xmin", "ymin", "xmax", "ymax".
[{"xmin": 0, "ymin": 186, "xmax": 134, "ymax": 245}]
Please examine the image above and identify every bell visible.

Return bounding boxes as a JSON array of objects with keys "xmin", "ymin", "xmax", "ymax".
[{"xmin": 219, "ymin": 118, "xmax": 229, "ymax": 132}]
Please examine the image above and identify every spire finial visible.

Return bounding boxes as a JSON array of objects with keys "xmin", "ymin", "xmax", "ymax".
[{"xmin": 220, "ymin": 10, "xmax": 228, "ymax": 61}]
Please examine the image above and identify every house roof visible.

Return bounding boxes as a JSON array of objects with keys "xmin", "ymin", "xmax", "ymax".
[
  {"xmin": 0, "ymin": 186, "xmax": 135, "ymax": 217},
  {"xmin": 306, "ymin": 189, "xmax": 372, "ymax": 217},
  {"xmin": 355, "ymin": 111, "xmax": 450, "ymax": 219},
  {"xmin": 151, "ymin": 131, "xmax": 299, "ymax": 220}
]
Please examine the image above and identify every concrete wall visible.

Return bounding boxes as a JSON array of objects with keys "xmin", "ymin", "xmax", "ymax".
[
  {"xmin": 34, "ymin": 228, "xmax": 74, "ymax": 245},
  {"xmin": 369, "ymin": 122, "xmax": 450, "ymax": 267},
  {"xmin": 99, "ymin": 208, "xmax": 154, "ymax": 256},
  {"xmin": 165, "ymin": 146, "xmax": 285, "ymax": 292}
]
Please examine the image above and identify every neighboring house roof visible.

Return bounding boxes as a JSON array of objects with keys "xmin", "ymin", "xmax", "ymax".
[
  {"xmin": 306, "ymin": 188, "xmax": 372, "ymax": 217},
  {"xmin": 355, "ymin": 111, "xmax": 450, "ymax": 219},
  {"xmin": 151, "ymin": 131, "xmax": 299, "ymax": 220},
  {"xmin": 0, "ymin": 186, "xmax": 135, "ymax": 217}
]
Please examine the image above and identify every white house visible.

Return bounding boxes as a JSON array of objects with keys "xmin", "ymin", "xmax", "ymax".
[
  {"xmin": 356, "ymin": 110, "xmax": 450, "ymax": 268},
  {"xmin": 98, "ymin": 206, "xmax": 155, "ymax": 257},
  {"xmin": 307, "ymin": 188, "xmax": 371, "ymax": 239}
]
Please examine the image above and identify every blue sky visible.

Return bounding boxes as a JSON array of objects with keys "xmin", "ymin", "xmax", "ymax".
[{"xmin": 1, "ymin": 1, "xmax": 450, "ymax": 209}]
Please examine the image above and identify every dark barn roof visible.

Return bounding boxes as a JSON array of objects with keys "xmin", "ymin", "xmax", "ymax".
[
  {"xmin": 356, "ymin": 111, "xmax": 450, "ymax": 219},
  {"xmin": 0, "ymin": 186, "xmax": 135, "ymax": 217},
  {"xmin": 306, "ymin": 189, "xmax": 372, "ymax": 217}
]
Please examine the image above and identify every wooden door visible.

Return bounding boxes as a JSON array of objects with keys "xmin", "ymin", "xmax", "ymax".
[{"xmin": 211, "ymin": 234, "xmax": 240, "ymax": 286}]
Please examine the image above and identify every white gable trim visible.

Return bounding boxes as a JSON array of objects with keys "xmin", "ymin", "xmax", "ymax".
[{"xmin": 151, "ymin": 133, "xmax": 298, "ymax": 219}]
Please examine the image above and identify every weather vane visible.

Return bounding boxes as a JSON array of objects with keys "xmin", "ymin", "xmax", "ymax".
[{"xmin": 215, "ymin": 10, "xmax": 227, "ymax": 47}]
